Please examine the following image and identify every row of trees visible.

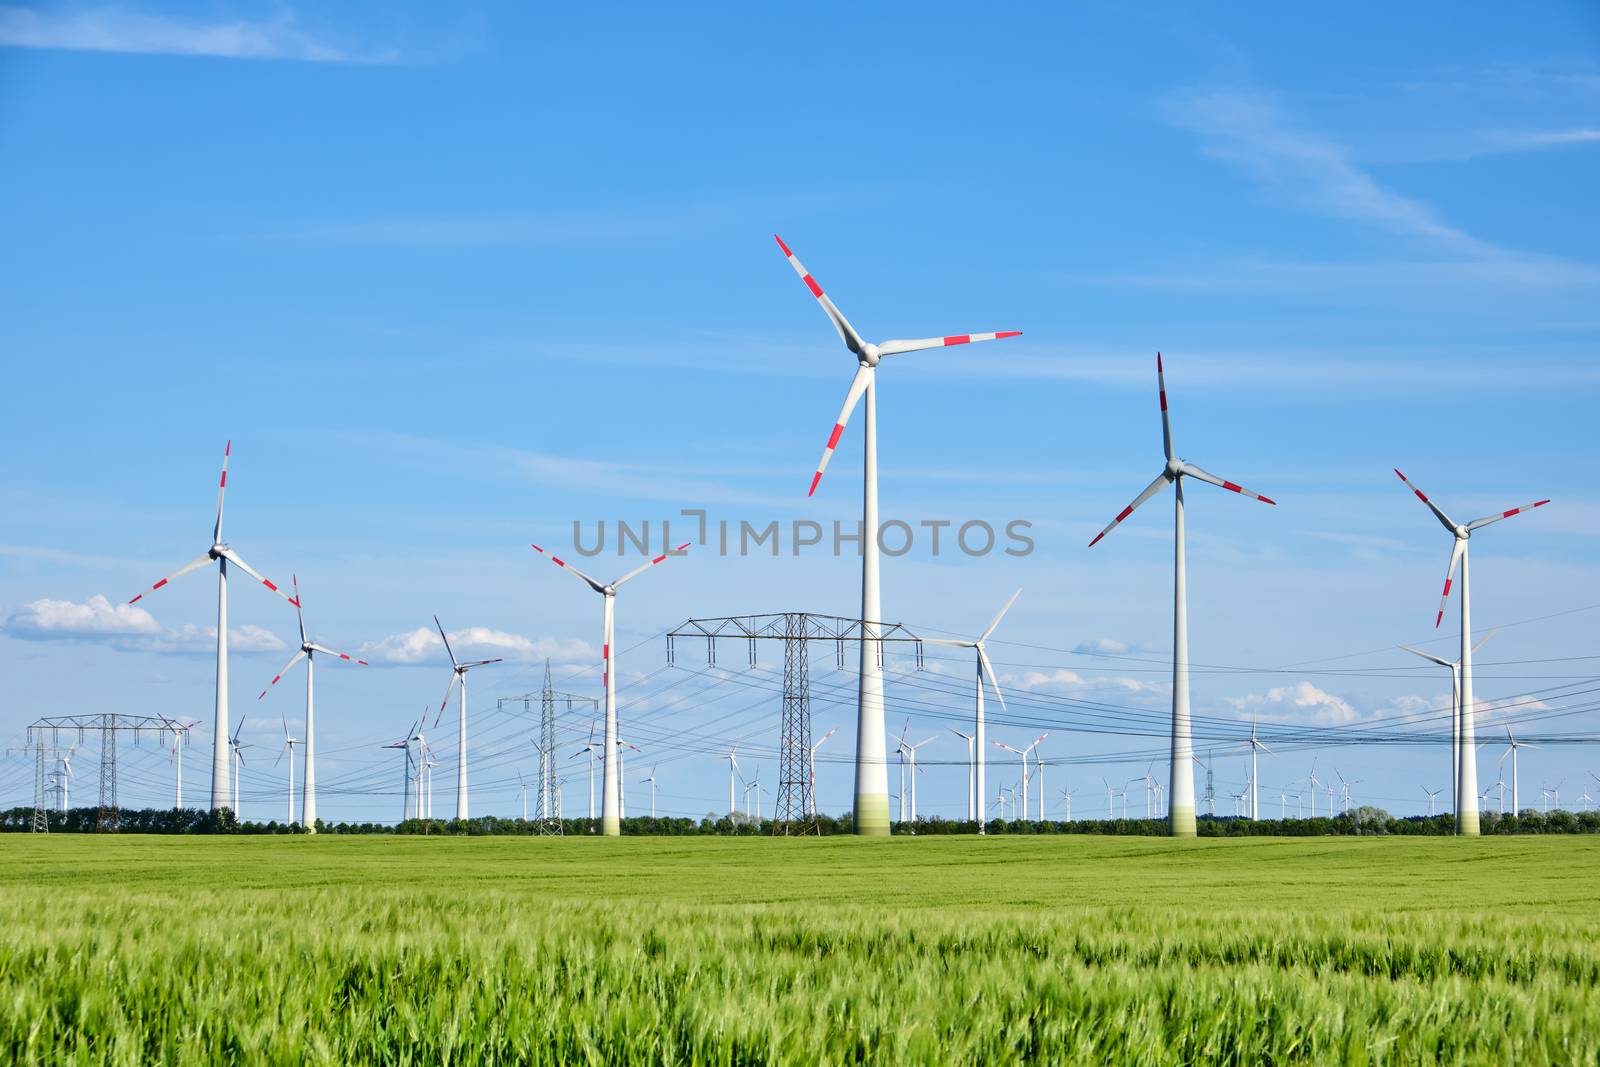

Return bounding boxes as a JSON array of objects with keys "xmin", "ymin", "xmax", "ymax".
[{"xmin": 7, "ymin": 806, "xmax": 1600, "ymax": 835}]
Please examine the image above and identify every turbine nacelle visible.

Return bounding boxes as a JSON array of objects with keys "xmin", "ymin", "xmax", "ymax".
[
  {"xmin": 859, "ymin": 344, "xmax": 880, "ymax": 367},
  {"xmin": 1166, "ymin": 456, "xmax": 1184, "ymax": 479},
  {"xmin": 209, "ymin": 543, "xmax": 228, "ymax": 559}
]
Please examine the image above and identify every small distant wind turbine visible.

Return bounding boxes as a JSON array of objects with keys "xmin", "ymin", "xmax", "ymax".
[
  {"xmin": 723, "ymin": 736, "xmax": 743, "ymax": 818},
  {"xmin": 532, "ymin": 541, "xmax": 690, "ymax": 836},
  {"xmin": 572, "ymin": 721, "xmax": 602, "ymax": 820},
  {"xmin": 1400, "ymin": 628, "xmax": 1497, "ymax": 815},
  {"xmin": 1394, "ymin": 467, "xmax": 1549, "ymax": 835},
  {"xmin": 381, "ymin": 721, "xmax": 417, "ymax": 821},
  {"xmin": 1242, "ymin": 723, "xmax": 1272, "ymax": 820},
  {"xmin": 994, "ymin": 732, "xmax": 1048, "ymax": 820},
  {"xmin": 1089, "ymin": 356, "xmax": 1276, "ymax": 837},
  {"xmin": 256, "ymin": 576, "xmax": 367, "ymax": 831},
  {"xmin": 1422, "ymin": 786, "xmax": 1442, "ymax": 816},
  {"xmin": 1306, "ymin": 761, "xmax": 1321, "ymax": 819},
  {"xmin": 276, "ymin": 717, "xmax": 301, "ymax": 825},
  {"xmin": 429, "ymin": 615, "xmax": 504, "ymax": 821},
  {"xmin": 922, "ymin": 589, "xmax": 1020, "ymax": 834},
  {"xmin": 1499, "ymin": 728, "xmax": 1536, "ymax": 815},
  {"xmin": 56, "ymin": 750, "xmax": 74, "ymax": 813},
  {"xmin": 516, "ymin": 771, "xmax": 530, "ymax": 821},
  {"xmin": 1336, "ymin": 768, "xmax": 1361, "ymax": 814},
  {"xmin": 642, "ymin": 765, "xmax": 658, "ymax": 819},
  {"xmin": 228, "ymin": 717, "xmax": 250, "ymax": 815},
  {"xmin": 950, "ymin": 729, "xmax": 976, "ymax": 821},
  {"xmin": 1059, "ymin": 786, "xmax": 1076, "ymax": 822}
]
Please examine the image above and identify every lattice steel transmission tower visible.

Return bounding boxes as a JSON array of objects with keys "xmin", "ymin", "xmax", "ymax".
[
  {"xmin": 497, "ymin": 675, "xmax": 595, "ymax": 834},
  {"xmin": 22, "ymin": 715, "xmax": 191, "ymax": 832},
  {"xmin": 667, "ymin": 612, "xmax": 924, "ymax": 835}
]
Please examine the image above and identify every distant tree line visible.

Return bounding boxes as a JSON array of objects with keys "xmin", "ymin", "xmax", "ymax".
[{"xmin": 5, "ymin": 805, "xmax": 1600, "ymax": 836}]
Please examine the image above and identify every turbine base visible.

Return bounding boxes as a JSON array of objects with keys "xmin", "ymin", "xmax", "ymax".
[
  {"xmin": 854, "ymin": 793, "xmax": 891, "ymax": 836},
  {"xmin": 1169, "ymin": 805, "xmax": 1197, "ymax": 838}
]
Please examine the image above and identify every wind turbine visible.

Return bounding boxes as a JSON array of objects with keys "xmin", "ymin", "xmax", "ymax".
[
  {"xmin": 950, "ymin": 729, "xmax": 976, "ymax": 821},
  {"xmin": 382, "ymin": 722, "xmax": 416, "ymax": 821},
  {"xmin": 429, "ymin": 615, "xmax": 504, "ymax": 821},
  {"xmin": 743, "ymin": 768, "xmax": 762, "ymax": 821},
  {"xmin": 1400, "ymin": 628, "xmax": 1497, "ymax": 815},
  {"xmin": 723, "ymin": 737, "xmax": 743, "ymax": 818},
  {"xmin": 1499, "ymin": 728, "xmax": 1536, "ymax": 815},
  {"xmin": 1336, "ymin": 769, "xmax": 1360, "ymax": 814},
  {"xmin": 228, "ymin": 718, "xmax": 250, "ymax": 815},
  {"xmin": 531, "ymin": 542, "xmax": 690, "ymax": 836},
  {"xmin": 1059, "ymin": 787, "xmax": 1076, "ymax": 822},
  {"xmin": 1307, "ymin": 761, "xmax": 1321, "ymax": 819},
  {"xmin": 1088, "ymin": 355, "xmax": 1276, "ymax": 836},
  {"xmin": 901, "ymin": 731, "xmax": 938, "ymax": 823},
  {"xmin": 1393, "ymin": 468, "xmax": 1549, "ymax": 835},
  {"xmin": 805, "ymin": 727, "xmax": 836, "ymax": 817},
  {"xmin": 641, "ymin": 766, "xmax": 658, "ymax": 819},
  {"xmin": 1135, "ymin": 763, "xmax": 1158, "ymax": 818},
  {"xmin": 1242, "ymin": 723, "xmax": 1272, "ymax": 820},
  {"xmin": 163, "ymin": 719, "xmax": 189, "ymax": 809},
  {"xmin": 517, "ymin": 771, "xmax": 530, "ymax": 821},
  {"xmin": 56, "ymin": 750, "xmax": 74, "ymax": 813},
  {"xmin": 573, "ymin": 722, "xmax": 602, "ymax": 821},
  {"xmin": 127, "ymin": 441, "xmax": 298, "ymax": 811},
  {"xmin": 256, "ymin": 576, "xmax": 367, "ymax": 832},
  {"xmin": 994, "ymin": 732, "xmax": 1048, "ymax": 821},
  {"xmin": 1422, "ymin": 786, "xmax": 1442, "ymax": 816},
  {"xmin": 923, "ymin": 589, "xmax": 1021, "ymax": 834},
  {"xmin": 276, "ymin": 717, "xmax": 301, "ymax": 826},
  {"xmin": 775, "ymin": 235, "xmax": 1020, "ymax": 836}
]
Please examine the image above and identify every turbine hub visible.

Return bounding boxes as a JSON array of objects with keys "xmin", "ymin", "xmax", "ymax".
[
  {"xmin": 1166, "ymin": 456, "xmax": 1183, "ymax": 478},
  {"xmin": 1455, "ymin": 526, "xmax": 1468, "ymax": 539},
  {"xmin": 861, "ymin": 343, "xmax": 880, "ymax": 366},
  {"xmin": 209, "ymin": 543, "xmax": 226, "ymax": 558}
]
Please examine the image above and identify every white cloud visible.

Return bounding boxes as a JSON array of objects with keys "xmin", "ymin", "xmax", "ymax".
[
  {"xmin": 1228, "ymin": 680, "xmax": 1361, "ymax": 725},
  {"xmin": 1010, "ymin": 668, "xmax": 1086, "ymax": 691},
  {"xmin": 0, "ymin": 5, "xmax": 390, "ymax": 63},
  {"xmin": 357, "ymin": 625, "xmax": 594, "ymax": 667},
  {"xmin": 1, "ymin": 595, "xmax": 286, "ymax": 654}
]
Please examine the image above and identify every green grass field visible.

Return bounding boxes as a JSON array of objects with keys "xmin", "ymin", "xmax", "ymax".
[{"xmin": 2, "ymin": 835, "xmax": 1597, "ymax": 1064}]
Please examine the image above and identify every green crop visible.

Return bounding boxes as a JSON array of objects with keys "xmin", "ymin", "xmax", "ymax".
[{"xmin": 1, "ymin": 835, "xmax": 1596, "ymax": 1064}]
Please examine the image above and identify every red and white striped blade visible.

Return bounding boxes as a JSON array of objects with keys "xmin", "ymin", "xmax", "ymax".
[
  {"xmin": 1466, "ymin": 498, "xmax": 1551, "ymax": 532},
  {"xmin": 1393, "ymin": 468, "xmax": 1459, "ymax": 533},
  {"xmin": 128, "ymin": 551, "xmax": 212, "ymax": 604},
  {"xmin": 810, "ymin": 363, "xmax": 873, "ymax": 497},
  {"xmin": 215, "ymin": 547, "xmax": 299, "ymax": 606},
  {"xmin": 1181, "ymin": 462, "xmax": 1276, "ymax": 505},
  {"xmin": 310, "ymin": 643, "xmax": 368, "ymax": 665},
  {"xmin": 257, "ymin": 649, "xmax": 308, "ymax": 701},
  {"xmin": 773, "ymin": 235, "xmax": 866, "ymax": 357},
  {"xmin": 1088, "ymin": 469, "xmax": 1173, "ymax": 547},
  {"xmin": 876, "ymin": 331, "xmax": 1023, "ymax": 356},
  {"xmin": 530, "ymin": 544, "xmax": 606, "ymax": 594},
  {"xmin": 1435, "ymin": 538, "xmax": 1465, "ymax": 628},
  {"xmin": 612, "ymin": 542, "xmax": 692, "ymax": 590},
  {"xmin": 214, "ymin": 439, "xmax": 231, "ymax": 542},
  {"xmin": 1157, "ymin": 353, "xmax": 1173, "ymax": 461}
]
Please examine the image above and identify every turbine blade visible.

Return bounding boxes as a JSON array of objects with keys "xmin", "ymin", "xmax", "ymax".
[
  {"xmin": 876, "ymin": 331, "xmax": 1022, "ymax": 356},
  {"xmin": 433, "ymin": 615, "xmax": 459, "ymax": 669},
  {"xmin": 1435, "ymin": 538, "xmax": 1465, "ymax": 628},
  {"xmin": 530, "ymin": 544, "xmax": 606, "ymax": 593},
  {"xmin": 612, "ymin": 543, "xmax": 692, "ymax": 590},
  {"xmin": 257, "ymin": 649, "xmax": 308, "ymax": 701},
  {"xmin": 1087, "ymin": 470, "xmax": 1173, "ymax": 547},
  {"xmin": 309, "ymin": 644, "xmax": 368, "ymax": 665},
  {"xmin": 773, "ymin": 235, "xmax": 866, "ymax": 356},
  {"xmin": 1180, "ymin": 462, "xmax": 1276, "ymax": 505},
  {"xmin": 1398, "ymin": 644, "xmax": 1452, "ymax": 668},
  {"xmin": 979, "ymin": 588, "xmax": 1022, "ymax": 643},
  {"xmin": 214, "ymin": 439, "xmax": 230, "ymax": 542},
  {"xmin": 1472, "ymin": 627, "xmax": 1499, "ymax": 654},
  {"xmin": 1466, "ymin": 498, "xmax": 1551, "ymax": 533},
  {"xmin": 292, "ymin": 575, "xmax": 307, "ymax": 645},
  {"xmin": 434, "ymin": 671, "xmax": 460, "ymax": 729},
  {"xmin": 977, "ymin": 646, "xmax": 1009, "ymax": 717},
  {"xmin": 215, "ymin": 548, "xmax": 298, "ymax": 606},
  {"xmin": 127, "ymin": 552, "xmax": 213, "ymax": 604},
  {"xmin": 1393, "ymin": 469, "xmax": 1459, "ymax": 533},
  {"xmin": 1156, "ymin": 353, "xmax": 1173, "ymax": 461},
  {"xmin": 461, "ymin": 658, "xmax": 504, "ymax": 669},
  {"xmin": 809, "ymin": 363, "xmax": 873, "ymax": 497}
]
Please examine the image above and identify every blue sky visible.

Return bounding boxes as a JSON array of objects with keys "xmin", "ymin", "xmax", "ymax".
[{"xmin": 2, "ymin": 2, "xmax": 1597, "ymax": 823}]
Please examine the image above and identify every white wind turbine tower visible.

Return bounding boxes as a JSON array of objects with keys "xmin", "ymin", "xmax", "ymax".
[
  {"xmin": 805, "ymin": 727, "xmax": 836, "ymax": 817},
  {"xmin": 532, "ymin": 542, "xmax": 690, "ymax": 836},
  {"xmin": 994, "ymin": 732, "xmax": 1048, "ymax": 822},
  {"xmin": 573, "ymin": 722, "xmax": 602, "ymax": 821},
  {"xmin": 923, "ymin": 590, "xmax": 1021, "ymax": 833},
  {"xmin": 1400, "ymin": 629, "xmax": 1497, "ymax": 813},
  {"xmin": 950, "ymin": 729, "xmax": 976, "ymax": 821},
  {"xmin": 381, "ymin": 721, "xmax": 418, "ymax": 821},
  {"xmin": 127, "ymin": 441, "xmax": 299, "ymax": 811},
  {"xmin": 903, "ymin": 733, "xmax": 937, "ymax": 822},
  {"xmin": 430, "ymin": 615, "xmax": 504, "ymax": 821},
  {"xmin": 1059, "ymin": 787, "xmax": 1076, "ymax": 822},
  {"xmin": 1393, "ymin": 468, "xmax": 1550, "ymax": 835},
  {"xmin": 517, "ymin": 771, "xmax": 530, "ymax": 821},
  {"xmin": 1134, "ymin": 763, "xmax": 1158, "ymax": 818},
  {"xmin": 1499, "ymin": 727, "xmax": 1536, "ymax": 816},
  {"xmin": 774, "ymin": 235, "xmax": 1021, "ymax": 836},
  {"xmin": 163, "ymin": 719, "xmax": 192, "ymax": 809},
  {"xmin": 1242, "ymin": 723, "xmax": 1272, "ymax": 820},
  {"xmin": 276, "ymin": 717, "xmax": 301, "ymax": 825},
  {"xmin": 256, "ymin": 576, "xmax": 367, "ymax": 832},
  {"xmin": 1306, "ymin": 762, "xmax": 1321, "ymax": 819},
  {"xmin": 1088, "ymin": 355, "xmax": 1276, "ymax": 837},
  {"xmin": 56, "ymin": 750, "xmax": 74, "ymax": 813},
  {"xmin": 1336, "ymin": 769, "xmax": 1360, "ymax": 815}
]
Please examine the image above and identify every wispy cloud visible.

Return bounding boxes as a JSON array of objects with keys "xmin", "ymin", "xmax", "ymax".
[
  {"xmin": 1228, "ymin": 680, "xmax": 1361, "ymax": 725},
  {"xmin": 2, "ymin": 595, "xmax": 287, "ymax": 653},
  {"xmin": 0, "ymin": 5, "xmax": 392, "ymax": 63},
  {"xmin": 1165, "ymin": 89, "xmax": 1494, "ymax": 256},
  {"xmin": 1488, "ymin": 128, "xmax": 1600, "ymax": 151}
]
